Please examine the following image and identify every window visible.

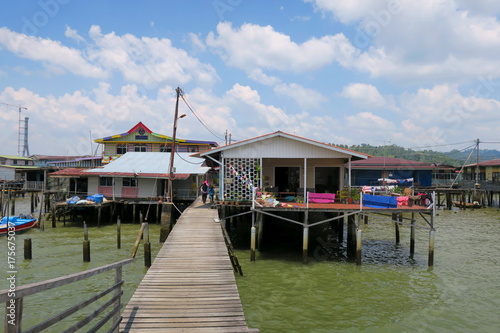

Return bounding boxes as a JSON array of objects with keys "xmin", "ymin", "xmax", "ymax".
[
  {"xmin": 160, "ymin": 144, "xmax": 171, "ymax": 152},
  {"xmin": 123, "ymin": 178, "xmax": 138, "ymax": 187},
  {"xmin": 13, "ymin": 160, "xmax": 17, "ymax": 165},
  {"xmin": 116, "ymin": 144, "xmax": 127, "ymax": 154},
  {"xmin": 134, "ymin": 144, "xmax": 147, "ymax": 152},
  {"xmin": 99, "ymin": 177, "xmax": 113, "ymax": 186},
  {"xmin": 189, "ymin": 146, "xmax": 199, "ymax": 153}
]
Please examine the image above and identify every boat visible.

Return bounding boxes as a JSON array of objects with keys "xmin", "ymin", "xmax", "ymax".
[
  {"xmin": 0, "ymin": 215, "xmax": 39, "ymax": 235},
  {"xmin": 452, "ymin": 201, "xmax": 482, "ymax": 209}
]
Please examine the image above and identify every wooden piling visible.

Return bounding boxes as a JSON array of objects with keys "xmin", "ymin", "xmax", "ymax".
[
  {"xmin": 51, "ymin": 206, "xmax": 56, "ymax": 228},
  {"xmin": 250, "ymin": 225, "xmax": 256, "ymax": 262},
  {"xmin": 393, "ymin": 213, "xmax": 400, "ymax": 245},
  {"xmin": 30, "ymin": 192, "xmax": 34, "ymax": 213},
  {"xmin": 356, "ymin": 228, "xmax": 362, "ymax": 266},
  {"xmin": 410, "ymin": 213, "xmax": 416, "ymax": 258},
  {"xmin": 302, "ymin": 210, "xmax": 309, "ymax": 264},
  {"xmin": 24, "ymin": 238, "xmax": 32, "ymax": 260},
  {"xmin": 97, "ymin": 206, "xmax": 102, "ymax": 228},
  {"xmin": 257, "ymin": 213, "xmax": 263, "ymax": 251},
  {"xmin": 159, "ymin": 203, "xmax": 172, "ymax": 242},
  {"xmin": 83, "ymin": 222, "xmax": 90, "ymax": 262},
  {"xmin": 347, "ymin": 214, "xmax": 356, "ymax": 259},
  {"xmin": 131, "ymin": 223, "xmax": 146, "ymax": 258},
  {"xmin": 10, "ymin": 192, "xmax": 15, "ymax": 216},
  {"xmin": 117, "ymin": 217, "xmax": 121, "ymax": 249},
  {"xmin": 144, "ymin": 223, "xmax": 151, "ymax": 267},
  {"xmin": 428, "ymin": 230, "xmax": 435, "ymax": 266}
]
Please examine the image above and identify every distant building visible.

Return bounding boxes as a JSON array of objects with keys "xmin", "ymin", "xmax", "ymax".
[
  {"xmin": 348, "ymin": 156, "xmax": 457, "ymax": 187},
  {"xmin": 49, "ymin": 152, "xmax": 209, "ymax": 200},
  {"xmin": 461, "ymin": 159, "xmax": 500, "ymax": 185},
  {"xmin": 0, "ymin": 155, "xmax": 42, "ymax": 188},
  {"xmin": 32, "ymin": 155, "xmax": 102, "ymax": 169},
  {"xmin": 94, "ymin": 122, "xmax": 218, "ymax": 164}
]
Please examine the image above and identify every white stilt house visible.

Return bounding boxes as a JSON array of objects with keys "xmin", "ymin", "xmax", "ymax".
[{"xmin": 197, "ymin": 131, "xmax": 368, "ymax": 202}]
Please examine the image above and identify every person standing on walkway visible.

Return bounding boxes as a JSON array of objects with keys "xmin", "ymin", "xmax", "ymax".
[{"xmin": 200, "ymin": 181, "xmax": 209, "ymax": 204}]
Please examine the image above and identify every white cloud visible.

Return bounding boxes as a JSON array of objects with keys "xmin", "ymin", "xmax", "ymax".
[
  {"xmin": 88, "ymin": 25, "xmax": 219, "ymax": 88},
  {"xmin": 305, "ymin": 0, "xmax": 500, "ymax": 83},
  {"xmin": 274, "ymin": 83, "xmax": 327, "ymax": 109},
  {"xmin": 0, "ymin": 27, "xmax": 106, "ymax": 79},
  {"xmin": 64, "ymin": 25, "xmax": 86, "ymax": 44},
  {"xmin": 206, "ymin": 22, "xmax": 358, "ymax": 73},
  {"xmin": 341, "ymin": 83, "xmax": 387, "ymax": 109}
]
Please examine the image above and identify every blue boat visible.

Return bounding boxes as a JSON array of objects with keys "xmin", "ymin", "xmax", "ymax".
[{"xmin": 0, "ymin": 215, "xmax": 38, "ymax": 235}]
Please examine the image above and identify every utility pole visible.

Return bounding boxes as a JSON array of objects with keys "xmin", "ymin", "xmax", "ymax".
[
  {"xmin": 167, "ymin": 87, "xmax": 185, "ymax": 202},
  {"xmin": 475, "ymin": 138, "xmax": 480, "ymax": 187}
]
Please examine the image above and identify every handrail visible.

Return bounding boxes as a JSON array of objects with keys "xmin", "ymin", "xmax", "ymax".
[{"xmin": 1, "ymin": 258, "xmax": 133, "ymax": 333}]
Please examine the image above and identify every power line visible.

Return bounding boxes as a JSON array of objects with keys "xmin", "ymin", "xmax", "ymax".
[{"xmin": 180, "ymin": 93, "xmax": 225, "ymax": 141}]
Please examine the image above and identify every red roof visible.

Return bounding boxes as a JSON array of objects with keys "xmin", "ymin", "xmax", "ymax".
[
  {"xmin": 465, "ymin": 159, "xmax": 500, "ymax": 167},
  {"xmin": 49, "ymin": 168, "xmax": 189, "ymax": 179}
]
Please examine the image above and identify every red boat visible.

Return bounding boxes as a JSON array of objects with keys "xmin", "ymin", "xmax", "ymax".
[{"xmin": 0, "ymin": 215, "xmax": 39, "ymax": 235}]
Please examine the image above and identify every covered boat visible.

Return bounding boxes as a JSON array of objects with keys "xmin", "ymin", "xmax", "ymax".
[{"xmin": 0, "ymin": 215, "xmax": 38, "ymax": 235}]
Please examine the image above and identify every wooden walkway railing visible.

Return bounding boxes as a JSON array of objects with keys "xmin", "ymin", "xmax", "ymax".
[
  {"xmin": 120, "ymin": 198, "xmax": 258, "ymax": 332},
  {"xmin": 1, "ymin": 258, "xmax": 133, "ymax": 333}
]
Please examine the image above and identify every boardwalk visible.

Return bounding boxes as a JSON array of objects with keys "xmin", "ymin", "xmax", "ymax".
[{"xmin": 120, "ymin": 198, "xmax": 258, "ymax": 332}]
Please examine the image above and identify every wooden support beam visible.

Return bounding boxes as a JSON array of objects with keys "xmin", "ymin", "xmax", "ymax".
[
  {"xmin": 410, "ymin": 213, "xmax": 416, "ymax": 258},
  {"xmin": 428, "ymin": 230, "xmax": 435, "ymax": 266}
]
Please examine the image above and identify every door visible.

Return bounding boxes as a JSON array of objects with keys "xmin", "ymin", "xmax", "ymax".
[
  {"xmin": 315, "ymin": 167, "xmax": 340, "ymax": 193},
  {"xmin": 275, "ymin": 167, "xmax": 300, "ymax": 192}
]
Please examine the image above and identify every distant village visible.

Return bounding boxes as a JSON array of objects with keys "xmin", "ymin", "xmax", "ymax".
[{"xmin": 1, "ymin": 121, "xmax": 500, "ymax": 203}]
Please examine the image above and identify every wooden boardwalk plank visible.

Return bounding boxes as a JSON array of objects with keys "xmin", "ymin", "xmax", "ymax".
[{"xmin": 120, "ymin": 198, "xmax": 258, "ymax": 332}]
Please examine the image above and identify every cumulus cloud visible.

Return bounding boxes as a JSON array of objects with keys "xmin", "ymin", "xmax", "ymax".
[
  {"xmin": 0, "ymin": 26, "xmax": 219, "ymax": 88},
  {"xmin": 274, "ymin": 83, "xmax": 328, "ymax": 110},
  {"xmin": 341, "ymin": 83, "xmax": 387, "ymax": 109},
  {"xmin": 206, "ymin": 22, "xmax": 358, "ymax": 73},
  {"xmin": 305, "ymin": 0, "xmax": 500, "ymax": 83},
  {"xmin": 0, "ymin": 27, "xmax": 106, "ymax": 79}
]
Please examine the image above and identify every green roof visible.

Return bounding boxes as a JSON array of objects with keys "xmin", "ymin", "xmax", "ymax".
[{"xmin": 0, "ymin": 155, "xmax": 33, "ymax": 160}]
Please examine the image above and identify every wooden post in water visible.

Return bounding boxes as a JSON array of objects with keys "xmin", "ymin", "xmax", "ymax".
[
  {"xmin": 302, "ymin": 210, "xmax": 309, "ymax": 264},
  {"xmin": 144, "ymin": 223, "xmax": 151, "ymax": 267},
  {"xmin": 133, "ymin": 204, "xmax": 137, "ymax": 224},
  {"xmin": 97, "ymin": 205, "xmax": 102, "ymax": 228},
  {"xmin": 410, "ymin": 213, "xmax": 416, "ymax": 258},
  {"xmin": 30, "ymin": 192, "xmax": 35, "ymax": 213},
  {"xmin": 117, "ymin": 217, "xmax": 121, "ymax": 249},
  {"xmin": 51, "ymin": 206, "xmax": 56, "ymax": 228},
  {"xmin": 356, "ymin": 214, "xmax": 362, "ymax": 265},
  {"xmin": 83, "ymin": 222, "xmax": 90, "ymax": 262},
  {"xmin": 250, "ymin": 225, "xmax": 256, "ymax": 262},
  {"xmin": 24, "ymin": 238, "xmax": 32, "ymax": 260},
  {"xmin": 347, "ymin": 214, "xmax": 356, "ymax": 260},
  {"xmin": 428, "ymin": 229, "xmax": 435, "ymax": 266},
  {"xmin": 338, "ymin": 213, "xmax": 345, "ymax": 244},
  {"xmin": 257, "ymin": 212, "xmax": 263, "ymax": 251},
  {"xmin": 131, "ymin": 223, "xmax": 146, "ymax": 258},
  {"xmin": 160, "ymin": 203, "xmax": 172, "ymax": 242},
  {"xmin": 393, "ymin": 213, "xmax": 400, "ymax": 245},
  {"xmin": 10, "ymin": 192, "xmax": 15, "ymax": 216}
]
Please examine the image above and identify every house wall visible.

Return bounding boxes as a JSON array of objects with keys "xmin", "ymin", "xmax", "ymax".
[
  {"xmin": 223, "ymin": 136, "xmax": 351, "ymax": 159},
  {"xmin": 0, "ymin": 166, "xmax": 15, "ymax": 180}
]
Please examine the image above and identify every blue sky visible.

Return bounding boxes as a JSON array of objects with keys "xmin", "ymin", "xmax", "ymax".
[{"xmin": 1, "ymin": 0, "xmax": 500, "ymax": 156}]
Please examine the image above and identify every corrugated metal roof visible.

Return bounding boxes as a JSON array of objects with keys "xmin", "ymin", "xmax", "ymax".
[
  {"xmin": 197, "ymin": 131, "xmax": 369, "ymax": 160},
  {"xmin": 84, "ymin": 152, "xmax": 209, "ymax": 177}
]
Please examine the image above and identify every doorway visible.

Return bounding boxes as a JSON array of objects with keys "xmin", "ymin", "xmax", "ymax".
[
  {"xmin": 275, "ymin": 167, "xmax": 300, "ymax": 192},
  {"xmin": 314, "ymin": 167, "xmax": 340, "ymax": 193}
]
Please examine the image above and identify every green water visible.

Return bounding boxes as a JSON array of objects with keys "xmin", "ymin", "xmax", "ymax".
[
  {"xmin": 1, "ymin": 198, "xmax": 163, "ymax": 331},
  {"xmin": 235, "ymin": 208, "xmax": 500, "ymax": 333},
  {"xmin": 2, "ymin": 199, "xmax": 499, "ymax": 332}
]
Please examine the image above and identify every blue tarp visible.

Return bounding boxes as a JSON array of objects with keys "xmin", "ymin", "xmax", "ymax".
[{"xmin": 362, "ymin": 194, "xmax": 397, "ymax": 208}]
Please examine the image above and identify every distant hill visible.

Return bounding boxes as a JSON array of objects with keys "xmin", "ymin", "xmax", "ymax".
[{"xmin": 334, "ymin": 143, "xmax": 500, "ymax": 167}]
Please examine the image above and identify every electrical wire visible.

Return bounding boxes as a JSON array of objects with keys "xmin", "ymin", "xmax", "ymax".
[
  {"xmin": 180, "ymin": 94, "xmax": 225, "ymax": 141},
  {"xmin": 175, "ymin": 151, "xmax": 203, "ymax": 165}
]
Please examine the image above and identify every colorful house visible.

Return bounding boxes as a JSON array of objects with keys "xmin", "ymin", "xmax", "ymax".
[
  {"xmin": 94, "ymin": 122, "xmax": 218, "ymax": 164},
  {"xmin": 196, "ymin": 131, "xmax": 369, "ymax": 201}
]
